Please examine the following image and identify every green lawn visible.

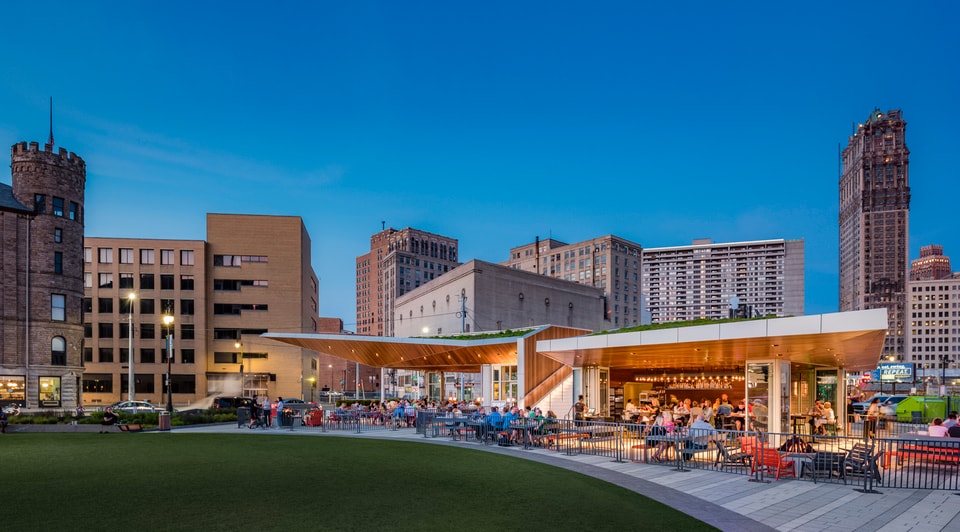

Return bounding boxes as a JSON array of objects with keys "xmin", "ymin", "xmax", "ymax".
[{"xmin": 1, "ymin": 433, "xmax": 717, "ymax": 531}]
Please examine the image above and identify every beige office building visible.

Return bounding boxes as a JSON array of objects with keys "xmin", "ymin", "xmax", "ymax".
[
  {"xmin": 82, "ymin": 214, "xmax": 336, "ymax": 408},
  {"xmin": 502, "ymin": 235, "xmax": 643, "ymax": 329},
  {"xmin": 641, "ymin": 238, "xmax": 804, "ymax": 322}
]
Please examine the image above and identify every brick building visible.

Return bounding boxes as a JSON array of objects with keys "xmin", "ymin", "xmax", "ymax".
[{"xmin": 1, "ymin": 140, "xmax": 86, "ymax": 410}]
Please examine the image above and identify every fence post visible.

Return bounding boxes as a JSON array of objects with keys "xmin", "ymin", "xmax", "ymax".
[
  {"xmin": 855, "ymin": 437, "xmax": 883, "ymax": 494},
  {"xmin": 614, "ymin": 424, "xmax": 624, "ymax": 463},
  {"xmin": 748, "ymin": 431, "xmax": 769, "ymax": 483}
]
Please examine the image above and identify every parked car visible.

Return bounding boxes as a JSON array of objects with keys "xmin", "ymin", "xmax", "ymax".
[
  {"xmin": 878, "ymin": 395, "xmax": 910, "ymax": 419},
  {"xmin": 111, "ymin": 400, "xmax": 162, "ymax": 414},
  {"xmin": 212, "ymin": 396, "xmax": 255, "ymax": 409}
]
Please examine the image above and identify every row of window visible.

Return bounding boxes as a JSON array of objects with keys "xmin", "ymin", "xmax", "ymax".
[
  {"xmin": 82, "ymin": 373, "xmax": 196, "ymax": 394},
  {"xmin": 84, "ymin": 347, "xmax": 195, "ymax": 364},
  {"xmin": 213, "ymin": 255, "xmax": 268, "ymax": 267},
  {"xmin": 86, "ymin": 273, "xmax": 195, "ymax": 291},
  {"xmin": 86, "ymin": 248, "xmax": 195, "ymax": 266},
  {"xmin": 35, "ymin": 194, "xmax": 80, "ymax": 221},
  {"xmin": 84, "ymin": 322, "xmax": 195, "ymax": 340},
  {"xmin": 83, "ymin": 297, "xmax": 194, "ymax": 316}
]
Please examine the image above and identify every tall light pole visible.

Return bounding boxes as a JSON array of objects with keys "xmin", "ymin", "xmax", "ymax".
[
  {"xmin": 127, "ymin": 292, "xmax": 136, "ymax": 401},
  {"xmin": 235, "ymin": 339, "xmax": 244, "ymax": 398},
  {"xmin": 163, "ymin": 314, "xmax": 175, "ymax": 413}
]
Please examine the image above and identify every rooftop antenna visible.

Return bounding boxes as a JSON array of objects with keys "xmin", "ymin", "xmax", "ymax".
[
  {"xmin": 381, "ymin": 220, "xmax": 385, "ymax": 231},
  {"xmin": 47, "ymin": 97, "xmax": 54, "ymax": 147}
]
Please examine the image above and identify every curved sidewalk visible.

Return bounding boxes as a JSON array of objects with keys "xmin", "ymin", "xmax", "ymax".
[{"xmin": 172, "ymin": 424, "xmax": 960, "ymax": 532}]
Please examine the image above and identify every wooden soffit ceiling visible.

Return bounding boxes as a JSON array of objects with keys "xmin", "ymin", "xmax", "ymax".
[{"xmin": 536, "ymin": 310, "xmax": 889, "ymax": 373}]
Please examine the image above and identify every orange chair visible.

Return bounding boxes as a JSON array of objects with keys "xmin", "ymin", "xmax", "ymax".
[{"xmin": 750, "ymin": 448, "xmax": 796, "ymax": 480}]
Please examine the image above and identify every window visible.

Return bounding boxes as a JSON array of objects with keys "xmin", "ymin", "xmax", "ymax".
[
  {"xmin": 54, "ymin": 252, "xmax": 62, "ymax": 274},
  {"xmin": 139, "ymin": 298, "xmax": 155, "ymax": 314},
  {"xmin": 98, "ymin": 323, "xmax": 113, "ymax": 338},
  {"xmin": 52, "ymin": 196, "xmax": 64, "ymax": 216},
  {"xmin": 98, "ymin": 273, "xmax": 113, "ymax": 288},
  {"xmin": 82, "ymin": 373, "xmax": 112, "ymax": 393},
  {"xmin": 83, "ymin": 323, "xmax": 92, "ymax": 338},
  {"xmin": 181, "ymin": 299, "xmax": 195, "ymax": 315},
  {"xmin": 141, "ymin": 348, "xmax": 156, "ymax": 364},
  {"xmin": 181, "ymin": 250, "xmax": 195, "ymax": 266},
  {"xmin": 51, "ymin": 336, "xmax": 66, "ymax": 366},
  {"xmin": 98, "ymin": 297, "xmax": 114, "ymax": 313},
  {"xmin": 82, "ymin": 297, "xmax": 92, "ymax": 313},
  {"xmin": 120, "ymin": 248, "xmax": 134, "ymax": 264},
  {"xmin": 180, "ymin": 275, "xmax": 194, "ymax": 291},
  {"xmin": 98, "ymin": 347, "xmax": 114, "ymax": 363},
  {"xmin": 140, "ymin": 323, "xmax": 155, "ymax": 340},
  {"xmin": 214, "ymin": 352, "xmax": 240, "ymax": 364},
  {"xmin": 98, "ymin": 248, "xmax": 113, "ymax": 264},
  {"xmin": 214, "ymin": 255, "xmax": 240, "ymax": 267},
  {"xmin": 38, "ymin": 376, "xmax": 61, "ymax": 405},
  {"xmin": 180, "ymin": 324, "xmax": 195, "ymax": 340},
  {"xmin": 492, "ymin": 365, "xmax": 519, "ymax": 401},
  {"xmin": 169, "ymin": 375, "xmax": 196, "ymax": 394},
  {"xmin": 180, "ymin": 349, "xmax": 195, "ymax": 364},
  {"xmin": 84, "ymin": 272, "xmax": 92, "ymax": 288},
  {"xmin": 160, "ymin": 299, "xmax": 175, "ymax": 315},
  {"xmin": 160, "ymin": 274, "xmax": 175, "ymax": 290},
  {"xmin": 84, "ymin": 247, "xmax": 92, "ymax": 263},
  {"xmin": 119, "ymin": 323, "xmax": 131, "ymax": 339},
  {"xmin": 83, "ymin": 347, "xmax": 92, "ymax": 363},
  {"xmin": 161, "ymin": 249, "xmax": 175, "ymax": 265},
  {"xmin": 34, "ymin": 194, "xmax": 46, "ymax": 214},
  {"xmin": 140, "ymin": 249, "xmax": 155, "ymax": 265},
  {"xmin": 140, "ymin": 273, "xmax": 154, "ymax": 290},
  {"xmin": 119, "ymin": 273, "xmax": 134, "ymax": 289},
  {"xmin": 69, "ymin": 201, "xmax": 78, "ymax": 221},
  {"xmin": 54, "ymin": 228, "xmax": 62, "ymax": 243},
  {"xmin": 51, "ymin": 294, "xmax": 65, "ymax": 321}
]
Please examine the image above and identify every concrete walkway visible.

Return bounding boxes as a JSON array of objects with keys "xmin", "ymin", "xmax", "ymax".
[{"xmin": 167, "ymin": 424, "xmax": 960, "ymax": 532}]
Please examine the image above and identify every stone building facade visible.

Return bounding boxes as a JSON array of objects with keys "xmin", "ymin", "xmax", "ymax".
[{"xmin": 1, "ymin": 141, "xmax": 86, "ymax": 410}]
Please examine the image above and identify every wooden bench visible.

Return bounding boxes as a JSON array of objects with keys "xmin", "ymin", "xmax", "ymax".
[
  {"xmin": 890, "ymin": 443, "xmax": 960, "ymax": 466},
  {"xmin": 118, "ymin": 423, "xmax": 143, "ymax": 432}
]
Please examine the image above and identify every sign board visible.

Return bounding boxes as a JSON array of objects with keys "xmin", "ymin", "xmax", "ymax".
[{"xmin": 878, "ymin": 363, "xmax": 914, "ymax": 382}]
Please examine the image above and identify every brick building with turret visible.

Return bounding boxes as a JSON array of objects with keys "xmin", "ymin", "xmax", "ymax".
[{"xmin": 1, "ymin": 139, "xmax": 86, "ymax": 411}]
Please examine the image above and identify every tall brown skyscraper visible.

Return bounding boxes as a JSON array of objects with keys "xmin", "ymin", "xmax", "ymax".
[
  {"xmin": 356, "ymin": 227, "xmax": 459, "ymax": 336},
  {"xmin": 839, "ymin": 108, "xmax": 910, "ymax": 360}
]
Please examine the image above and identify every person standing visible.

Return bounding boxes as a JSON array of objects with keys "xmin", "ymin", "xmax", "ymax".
[
  {"xmin": 274, "ymin": 397, "xmax": 285, "ymax": 428},
  {"xmin": 864, "ymin": 397, "xmax": 881, "ymax": 438}
]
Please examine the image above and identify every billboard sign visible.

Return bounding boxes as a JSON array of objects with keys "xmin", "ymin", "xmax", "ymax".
[{"xmin": 878, "ymin": 363, "xmax": 914, "ymax": 382}]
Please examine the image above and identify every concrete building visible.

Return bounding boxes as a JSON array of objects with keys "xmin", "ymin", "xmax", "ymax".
[
  {"xmin": 910, "ymin": 244, "xmax": 951, "ymax": 281},
  {"xmin": 641, "ymin": 238, "xmax": 804, "ymax": 322},
  {"xmin": 356, "ymin": 227, "xmax": 459, "ymax": 337},
  {"xmin": 394, "ymin": 259, "xmax": 607, "ymax": 337},
  {"xmin": 839, "ymin": 108, "xmax": 910, "ymax": 360},
  {"xmin": 502, "ymin": 235, "xmax": 643, "ymax": 328},
  {"xmin": 1, "ymin": 139, "xmax": 86, "ymax": 410},
  {"xmin": 906, "ymin": 244, "xmax": 959, "ymax": 381},
  {"xmin": 81, "ymin": 214, "xmax": 345, "ymax": 407}
]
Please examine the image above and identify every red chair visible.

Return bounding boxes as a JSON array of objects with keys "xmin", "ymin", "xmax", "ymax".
[{"xmin": 750, "ymin": 448, "xmax": 796, "ymax": 480}]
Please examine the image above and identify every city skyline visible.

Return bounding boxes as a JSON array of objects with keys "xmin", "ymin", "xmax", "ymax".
[{"xmin": 1, "ymin": 3, "xmax": 958, "ymax": 329}]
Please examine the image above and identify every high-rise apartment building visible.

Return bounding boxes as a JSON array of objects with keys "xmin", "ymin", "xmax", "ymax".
[
  {"xmin": 1, "ymin": 140, "xmax": 86, "ymax": 410},
  {"xmin": 502, "ymin": 235, "xmax": 643, "ymax": 328},
  {"xmin": 910, "ymin": 245, "xmax": 951, "ymax": 281},
  {"xmin": 906, "ymin": 269, "xmax": 959, "ymax": 377},
  {"xmin": 839, "ymin": 108, "xmax": 910, "ymax": 359},
  {"xmin": 641, "ymin": 238, "xmax": 804, "ymax": 322},
  {"xmin": 356, "ymin": 227, "xmax": 459, "ymax": 337},
  {"xmin": 81, "ymin": 214, "xmax": 345, "ymax": 407}
]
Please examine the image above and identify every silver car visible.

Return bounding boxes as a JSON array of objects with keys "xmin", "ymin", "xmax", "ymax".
[{"xmin": 111, "ymin": 400, "xmax": 161, "ymax": 414}]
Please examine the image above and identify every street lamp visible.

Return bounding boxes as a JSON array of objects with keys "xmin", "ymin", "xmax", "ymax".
[
  {"xmin": 127, "ymin": 292, "xmax": 136, "ymax": 401},
  {"xmin": 163, "ymin": 314, "xmax": 175, "ymax": 413},
  {"xmin": 235, "ymin": 339, "xmax": 243, "ymax": 398}
]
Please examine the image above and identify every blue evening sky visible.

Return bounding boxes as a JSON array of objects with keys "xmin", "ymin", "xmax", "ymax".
[{"xmin": 1, "ymin": 2, "xmax": 957, "ymax": 330}]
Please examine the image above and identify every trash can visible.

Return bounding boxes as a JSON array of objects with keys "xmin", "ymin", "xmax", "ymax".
[
  {"xmin": 280, "ymin": 409, "xmax": 294, "ymax": 427},
  {"xmin": 237, "ymin": 407, "xmax": 250, "ymax": 428},
  {"xmin": 158, "ymin": 411, "xmax": 171, "ymax": 431}
]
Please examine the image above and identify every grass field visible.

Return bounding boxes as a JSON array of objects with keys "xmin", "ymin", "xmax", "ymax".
[{"xmin": 1, "ymin": 433, "xmax": 717, "ymax": 531}]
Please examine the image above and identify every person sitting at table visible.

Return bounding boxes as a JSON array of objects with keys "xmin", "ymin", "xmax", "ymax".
[
  {"xmin": 624, "ymin": 399, "xmax": 639, "ymax": 421},
  {"xmin": 944, "ymin": 412, "xmax": 958, "ymax": 429},
  {"xmin": 684, "ymin": 414, "xmax": 717, "ymax": 455},
  {"xmin": 807, "ymin": 400, "xmax": 824, "ymax": 433},
  {"xmin": 648, "ymin": 413, "xmax": 676, "ymax": 462},
  {"xmin": 751, "ymin": 399, "xmax": 768, "ymax": 432},
  {"xmin": 486, "ymin": 406, "xmax": 503, "ymax": 440},
  {"xmin": 814, "ymin": 401, "xmax": 836, "ymax": 435},
  {"xmin": 928, "ymin": 417, "xmax": 949, "ymax": 437},
  {"xmin": 501, "ymin": 406, "xmax": 521, "ymax": 443},
  {"xmin": 673, "ymin": 400, "xmax": 690, "ymax": 426},
  {"xmin": 700, "ymin": 399, "xmax": 714, "ymax": 426},
  {"xmin": 948, "ymin": 423, "xmax": 960, "ymax": 438}
]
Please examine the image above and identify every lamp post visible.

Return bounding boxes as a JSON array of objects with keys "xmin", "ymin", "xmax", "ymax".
[
  {"xmin": 235, "ymin": 339, "xmax": 244, "ymax": 398},
  {"xmin": 163, "ymin": 314, "xmax": 175, "ymax": 413},
  {"xmin": 940, "ymin": 354, "xmax": 950, "ymax": 398},
  {"xmin": 127, "ymin": 292, "xmax": 136, "ymax": 401}
]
